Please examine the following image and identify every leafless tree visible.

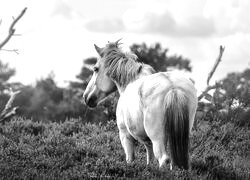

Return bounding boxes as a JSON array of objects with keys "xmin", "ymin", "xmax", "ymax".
[{"xmin": 0, "ymin": 7, "xmax": 27, "ymax": 123}]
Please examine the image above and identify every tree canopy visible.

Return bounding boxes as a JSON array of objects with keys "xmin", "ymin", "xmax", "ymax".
[{"xmin": 130, "ymin": 43, "xmax": 192, "ymax": 72}]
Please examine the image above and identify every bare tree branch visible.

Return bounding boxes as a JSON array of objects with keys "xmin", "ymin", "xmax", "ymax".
[
  {"xmin": 0, "ymin": 8, "xmax": 26, "ymax": 124},
  {"xmin": 1, "ymin": 49, "xmax": 19, "ymax": 54},
  {"xmin": 0, "ymin": 90, "xmax": 20, "ymax": 123},
  {"xmin": 206, "ymin": 45, "xmax": 225, "ymax": 86},
  {"xmin": 0, "ymin": 7, "xmax": 27, "ymax": 50},
  {"xmin": 198, "ymin": 46, "xmax": 225, "ymax": 101},
  {"xmin": 198, "ymin": 82, "xmax": 221, "ymax": 101}
]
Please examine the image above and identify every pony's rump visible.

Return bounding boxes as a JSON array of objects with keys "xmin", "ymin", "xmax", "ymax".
[{"xmin": 165, "ymin": 88, "xmax": 190, "ymax": 169}]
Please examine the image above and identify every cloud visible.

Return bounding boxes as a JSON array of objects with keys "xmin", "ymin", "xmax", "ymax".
[
  {"xmin": 141, "ymin": 12, "xmax": 177, "ymax": 35},
  {"xmin": 84, "ymin": 18, "xmax": 125, "ymax": 33},
  {"xmin": 83, "ymin": 9, "xmax": 215, "ymax": 37},
  {"xmin": 177, "ymin": 16, "xmax": 215, "ymax": 37},
  {"xmin": 79, "ymin": 0, "xmax": 250, "ymax": 38},
  {"xmin": 121, "ymin": 0, "xmax": 250, "ymax": 37},
  {"xmin": 204, "ymin": 0, "xmax": 250, "ymax": 36},
  {"xmin": 123, "ymin": 9, "xmax": 215, "ymax": 37},
  {"xmin": 51, "ymin": 0, "xmax": 74, "ymax": 19}
]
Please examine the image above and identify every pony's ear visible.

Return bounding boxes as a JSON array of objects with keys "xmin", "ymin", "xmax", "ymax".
[
  {"xmin": 94, "ymin": 44, "xmax": 103, "ymax": 56},
  {"xmin": 115, "ymin": 38, "xmax": 122, "ymax": 47}
]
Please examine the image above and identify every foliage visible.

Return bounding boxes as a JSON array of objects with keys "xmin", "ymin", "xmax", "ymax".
[
  {"xmin": 69, "ymin": 57, "xmax": 96, "ymax": 90},
  {"xmin": 0, "ymin": 60, "xmax": 17, "ymax": 99},
  {"xmin": 130, "ymin": 43, "xmax": 192, "ymax": 72},
  {"xmin": 0, "ymin": 117, "xmax": 249, "ymax": 179},
  {"xmin": 0, "ymin": 61, "xmax": 16, "ymax": 92},
  {"xmin": 213, "ymin": 69, "xmax": 250, "ymax": 109},
  {"xmin": 197, "ymin": 68, "xmax": 250, "ymax": 128},
  {"xmin": 12, "ymin": 78, "xmax": 96, "ymax": 122}
]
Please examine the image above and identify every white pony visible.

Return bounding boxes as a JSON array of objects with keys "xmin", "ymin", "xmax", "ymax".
[{"xmin": 83, "ymin": 40, "xmax": 198, "ymax": 170}]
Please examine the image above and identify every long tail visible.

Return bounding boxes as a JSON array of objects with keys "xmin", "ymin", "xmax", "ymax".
[{"xmin": 164, "ymin": 88, "xmax": 190, "ymax": 170}]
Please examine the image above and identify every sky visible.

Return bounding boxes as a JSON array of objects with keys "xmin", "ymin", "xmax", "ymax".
[{"xmin": 0, "ymin": 0, "xmax": 250, "ymax": 92}]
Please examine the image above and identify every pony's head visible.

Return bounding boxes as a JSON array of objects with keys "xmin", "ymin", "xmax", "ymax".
[{"xmin": 83, "ymin": 40, "xmax": 122, "ymax": 108}]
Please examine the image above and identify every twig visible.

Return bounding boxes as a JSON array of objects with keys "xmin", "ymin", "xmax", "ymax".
[
  {"xmin": 0, "ymin": 90, "xmax": 20, "ymax": 123},
  {"xmin": 198, "ymin": 46, "xmax": 225, "ymax": 101},
  {"xmin": 206, "ymin": 46, "xmax": 225, "ymax": 86},
  {"xmin": 198, "ymin": 83, "xmax": 221, "ymax": 101},
  {"xmin": 1, "ymin": 49, "xmax": 19, "ymax": 54},
  {"xmin": 0, "ymin": 7, "xmax": 27, "ymax": 50}
]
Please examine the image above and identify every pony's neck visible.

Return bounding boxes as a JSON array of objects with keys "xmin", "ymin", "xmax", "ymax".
[
  {"xmin": 102, "ymin": 45, "xmax": 155, "ymax": 94},
  {"xmin": 114, "ymin": 64, "xmax": 155, "ymax": 94}
]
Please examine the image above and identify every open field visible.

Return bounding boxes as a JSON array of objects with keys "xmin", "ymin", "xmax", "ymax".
[{"xmin": 0, "ymin": 117, "xmax": 249, "ymax": 179}]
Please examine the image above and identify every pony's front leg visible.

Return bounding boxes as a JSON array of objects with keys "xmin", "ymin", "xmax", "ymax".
[
  {"xmin": 119, "ymin": 128, "xmax": 136, "ymax": 163},
  {"xmin": 144, "ymin": 140, "xmax": 154, "ymax": 165}
]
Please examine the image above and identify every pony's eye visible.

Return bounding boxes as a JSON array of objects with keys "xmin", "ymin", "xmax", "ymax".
[{"xmin": 93, "ymin": 67, "xmax": 99, "ymax": 72}]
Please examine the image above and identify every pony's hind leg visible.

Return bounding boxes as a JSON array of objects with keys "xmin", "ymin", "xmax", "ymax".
[
  {"xmin": 144, "ymin": 120, "xmax": 170, "ymax": 168},
  {"xmin": 119, "ymin": 128, "xmax": 136, "ymax": 163},
  {"xmin": 151, "ymin": 139, "xmax": 170, "ymax": 168},
  {"xmin": 144, "ymin": 107, "xmax": 170, "ymax": 168}
]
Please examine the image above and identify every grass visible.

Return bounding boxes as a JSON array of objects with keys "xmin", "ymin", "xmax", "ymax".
[{"xmin": 0, "ymin": 117, "xmax": 249, "ymax": 179}]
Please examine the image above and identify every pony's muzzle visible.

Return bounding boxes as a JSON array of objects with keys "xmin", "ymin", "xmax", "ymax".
[{"xmin": 84, "ymin": 94, "xmax": 98, "ymax": 108}]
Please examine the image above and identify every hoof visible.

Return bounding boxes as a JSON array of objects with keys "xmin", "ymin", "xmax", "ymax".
[
  {"xmin": 126, "ymin": 158, "xmax": 134, "ymax": 164},
  {"xmin": 159, "ymin": 154, "xmax": 170, "ymax": 168}
]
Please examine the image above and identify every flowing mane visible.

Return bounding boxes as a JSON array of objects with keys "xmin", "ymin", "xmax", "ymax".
[{"xmin": 101, "ymin": 42, "xmax": 154, "ymax": 88}]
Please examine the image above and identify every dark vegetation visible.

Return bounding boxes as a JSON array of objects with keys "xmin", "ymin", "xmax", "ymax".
[{"xmin": 0, "ymin": 116, "xmax": 249, "ymax": 179}]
